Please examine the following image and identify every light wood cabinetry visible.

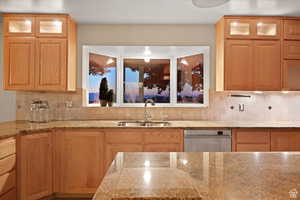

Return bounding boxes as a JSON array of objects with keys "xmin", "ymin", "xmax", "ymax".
[
  {"xmin": 35, "ymin": 38, "xmax": 67, "ymax": 91},
  {"xmin": 216, "ymin": 16, "xmax": 282, "ymax": 91},
  {"xmin": 3, "ymin": 13, "xmax": 77, "ymax": 91},
  {"xmin": 283, "ymin": 60, "xmax": 300, "ymax": 90},
  {"xmin": 0, "ymin": 137, "xmax": 16, "ymax": 200},
  {"xmin": 253, "ymin": 40, "xmax": 281, "ymax": 91},
  {"xmin": 232, "ymin": 129, "xmax": 270, "ymax": 152},
  {"xmin": 19, "ymin": 132, "xmax": 53, "ymax": 200},
  {"xmin": 54, "ymin": 129, "xmax": 105, "ymax": 194},
  {"xmin": 271, "ymin": 129, "xmax": 300, "ymax": 151},
  {"xmin": 284, "ymin": 19, "xmax": 300, "ymax": 40},
  {"xmin": 283, "ymin": 41, "xmax": 300, "ymax": 59},
  {"xmin": 3, "ymin": 37, "xmax": 35, "ymax": 90}
]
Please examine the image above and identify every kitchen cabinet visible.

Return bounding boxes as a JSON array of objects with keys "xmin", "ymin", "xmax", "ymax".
[
  {"xmin": 253, "ymin": 40, "xmax": 281, "ymax": 91},
  {"xmin": 35, "ymin": 38, "xmax": 67, "ymax": 91},
  {"xmin": 2, "ymin": 13, "xmax": 77, "ymax": 92},
  {"xmin": 283, "ymin": 60, "xmax": 300, "ymax": 90},
  {"xmin": 36, "ymin": 16, "xmax": 67, "ymax": 37},
  {"xmin": 284, "ymin": 19, "xmax": 300, "ymax": 40},
  {"xmin": 54, "ymin": 129, "xmax": 105, "ymax": 194},
  {"xmin": 224, "ymin": 40, "xmax": 254, "ymax": 90},
  {"xmin": 3, "ymin": 15, "xmax": 35, "ymax": 37},
  {"xmin": 284, "ymin": 41, "xmax": 300, "ymax": 59},
  {"xmin": 0, "ymin": 137, "xmax": 16, "ymax": 200},
  {"xmin": 232, "ymin": 129, "xmax": 271, "ymax": 152},
  {"xmin": 3, "ymin": 37, "xmax": 35, "ymax": 90},
  {"xmin": 19, "ymin": 132, "xmax": 53, "ymax": 200},
  {"xmin": 216, "ymin": 16, "xmax": 282, "ymax": 91},
  {"xmin": 271, "ymin": 129, "xmax": 300, "ymax": 151}
]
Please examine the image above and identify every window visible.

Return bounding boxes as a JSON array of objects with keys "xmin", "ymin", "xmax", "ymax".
[{"xmin": 83, "ymin": 46, "xmax": 209, "ymax": 107}]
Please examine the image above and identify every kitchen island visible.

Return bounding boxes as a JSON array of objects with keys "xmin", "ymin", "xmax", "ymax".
[{"xmin": 94, "ymin": 152, "xmax": 300, "ymax": 200}]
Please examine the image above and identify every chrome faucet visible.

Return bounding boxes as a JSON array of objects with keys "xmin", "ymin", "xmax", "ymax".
[{"xmin": 144, "ymin": 99, "xmax": 155, "ymax": 122}]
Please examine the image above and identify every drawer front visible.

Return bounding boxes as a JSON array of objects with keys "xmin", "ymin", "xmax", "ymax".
[
  {"xmin": 284, "ymin": 20, "xmax": 300, "ymax": 40},
  {"xmin": 236, "ymin": 144, "xmax": 270, "ymax": 152},
  {"xmin": 105, "ymin": 129, "xmax": 143, "ymax": 144},
  {"xmin": 235, "ymin": 129, "xmax": 270, "ymax": 144},
  {"xmin": 144, "ymin": 144, "xmax": 182, "ymax": 152},
  {"xmin": 0, "ymin": 138, "xmax": 16, "ymax": 160},
  {"xmin": 0, "ymin": 170, "xmax": 16, "ymax": 196},
  {"xmin": 0, "ymin": 155, "xmax": 16, "ymax": 176},
  {"xmin": 284, "ymin": 41, "xmax": 300, "ymax": 59},
  {"xmin": 144, "ymin": 129, "xmax": 183, "ymax": 144},
  {"xmin": 0, "ymin": 188, "xmax": 16, "ymax": 200}
]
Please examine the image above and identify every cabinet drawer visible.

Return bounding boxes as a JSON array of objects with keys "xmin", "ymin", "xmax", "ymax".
[
  {"xmin": 105, "ymin": 129, "xmax": 143, "ymax": 144},
  {"xmin": 144, "ymin": 129, "xmax": 183, "ymax": 144},
  {"xmin": 144, "ymin": 144, "xmax": 182, "ymax": 152},
  {"xmin": 0, "ymin": 188, "xmax": 16, "ymax": 200},
  {"xmin": 0, "ymin": 155, "xmax": 16, "ymax": 176},
  {"xmin": 0, "ymin": 170, "xmax": 16, "ymax": 196},
  {"xmin": 235, "ymin": 129, "xmax": 270, "ymax": 144},
  {"xmin": 236, "ymin": 144, "xmax": 270, "ymax": 152},
  {"xmin": 284, "ymin": 20, "xmax": 300, "ymax": 40},
  {"xmin": 0, "ymin": 138, "xmax": 16, "ymax": 160},
  {"xmin": 284, "ymin": 41, "xmax": 300, "ymax": 59}
]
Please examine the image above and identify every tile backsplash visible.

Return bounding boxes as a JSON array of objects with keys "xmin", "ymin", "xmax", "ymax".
[{"xmin": 16, "ymin": 89, "xmax": 300, "ymax": 121}]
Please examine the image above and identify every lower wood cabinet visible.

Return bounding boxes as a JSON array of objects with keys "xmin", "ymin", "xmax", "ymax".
[
  {"xmin": 54, "ymin": 129, "xmax": 105, "ymax": 194},
  {"xmin": 271, "ymin": 129, "xmax": 300, "ymax": 151},
  {"xmin": 18, "ymin": 132, "xmax": 53, "ymax": 200},
  {"xmin": 232, "ymin": 128, "xmax": 300, "ymax": 152}
]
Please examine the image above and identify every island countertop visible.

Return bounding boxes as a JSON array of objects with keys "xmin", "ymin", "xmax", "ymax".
[{"xmin": 94, "ymin": 152, "xmax": 300, "ymax": 200}]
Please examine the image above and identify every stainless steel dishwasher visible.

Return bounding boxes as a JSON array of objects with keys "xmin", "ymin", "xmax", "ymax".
[{"xmin": 184, "ymin": 129, "xmax": 232, "ymax": 152}]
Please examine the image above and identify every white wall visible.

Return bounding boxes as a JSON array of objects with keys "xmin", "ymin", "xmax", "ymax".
[{"xmin": 0, "ymin": 18, "xmax": 16, "ymax": 122}]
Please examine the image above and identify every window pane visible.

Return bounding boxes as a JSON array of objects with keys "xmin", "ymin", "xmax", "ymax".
[
  {"xmin": 177, "ymin": 54, "xmax": 204, "ymax": 104},
  {"xmin": 88, "ymin": 53, "xmax": 116, "ymax": 106},
  {"xmin": 124, "ymin": 58, "xmax": 170, "ymax": 103}
]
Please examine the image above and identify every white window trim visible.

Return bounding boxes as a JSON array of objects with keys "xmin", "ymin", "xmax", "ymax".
[{"xmin": 82, "ymin": 46, "xmax": 210, "ymax": 108}]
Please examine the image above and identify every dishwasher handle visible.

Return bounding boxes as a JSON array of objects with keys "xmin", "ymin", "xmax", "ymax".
[{"xmin": 184, "ymin": 130, "xmax": 232, "ymax": 137}]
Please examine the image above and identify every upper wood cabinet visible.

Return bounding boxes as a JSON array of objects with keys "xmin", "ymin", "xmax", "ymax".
[
  {"xmin": 216, "ymin": 16, "xmax": 282, "ymax": 91},
  {"xmin": 225, "ymin": 17, "xmax": 281, "ymax": 39},
  {"xmin": 3, "ymin": 15, "xmax": 35, "ymax": 37},
  {"xmin": 19, "ymin": 132, "xmax": 53, "ymax": 200},
  {"xmin": 284, "ymin": 19, "xmax": 300, "ymax": 40},
  {"xmin": 36, "ymin": 16, "xmax": 67, "ymax": 37},
  {"xmin": 283, "ymin": 60, "xmax": 300, "ymax": 90},
  {"xmin": 253, "ymin": 40, "xmax": 281, "ymax": 91},
  {"xmin": 3, "ymin": 37, "xmax": 35, "ymax": 90},
  {"xmin": 3, "ymin": 13, "xmax": 77, "ymax": 92}
]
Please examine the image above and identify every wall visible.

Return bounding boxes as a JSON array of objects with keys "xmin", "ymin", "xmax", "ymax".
[
  {"xmin": 15, "ymin": 24, "xmax": 300, "ymax": 122},
  {"xmin": 0, "ymin": 18, "xmax": 16, "ymax": 122}
]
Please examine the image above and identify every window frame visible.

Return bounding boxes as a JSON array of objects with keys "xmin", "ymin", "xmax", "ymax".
[{"xmin": 82, "ymin": 46, "xmax": 210, "ymax": 107}]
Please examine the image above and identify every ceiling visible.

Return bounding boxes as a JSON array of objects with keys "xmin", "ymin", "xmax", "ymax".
[{"xmin": 0, "ymin": 0, "xmax": 300, "ymax": 24}]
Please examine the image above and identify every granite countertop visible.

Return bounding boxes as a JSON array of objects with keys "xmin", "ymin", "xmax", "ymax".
[
  {"xmin": 94, "ymin": 152, "xmax": 300, "ymax": 200},
  {"xmin": 1, "ymin": 120, "xmax": 300, "ymax": 139}
]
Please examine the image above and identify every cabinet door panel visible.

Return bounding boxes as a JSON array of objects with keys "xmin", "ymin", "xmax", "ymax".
[
  {"xmin": 3, "ymin": 15, "xmax": 35, "ymax": 37},
  {"xmin": 284, "ymin": 20, "xmax": 300, "ymax": 40},
  {"xmin": 35, "ymin": 38, "xmax": 67, "ymax": 91},
  {"xmin": 225, "ymin": 40, "xmax": 254, "ymax": 90},
  {"xmin": 271, "ymin": 130, "xmax": 300, "ymax": 151},
  {"xmin": 56, "ymin": 130, "xmax": 105, "ymax": 194},
  {"xmin": 4, "ymin": 37, "xmax": 35, "ymax": 90},
  {"xmin": 20, "ymin": 132, "xmax": 52, "ymax": 200},
  {"xmin": 236, "ymin": 144, "xmax": 270, "ymax": 152},
  {"xmin": 36, "ymin": 16, "xmax": 67, "ymax": 37},
  {"xmin": 284, "ymin": 41, "xmax": 300, "ymax": 59},
  {"xmin": 253, "ymin": 40, "xmax": 281, "ymax": 91},
  {"xmin": 283, "ymin": 60, "xmax": 300, "ymax": 90},
  {"xmin": 254, "ymin": 19, "xmax": 281, "ymax": 39},
  {"xmin": 225, "ymin": 19, "xmax": 254, "ymax": 39},
  {"xmin": 144, "ymin": 129, "xmax": 183, "ymax": 144}
]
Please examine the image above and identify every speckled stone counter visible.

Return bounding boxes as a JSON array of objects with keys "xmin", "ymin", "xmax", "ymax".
[
  {"xmin": 2, "ymin": 120, "xmax": 300, "ymax": 139},
  {"xmin": 93, "ymin": 152, "xmax": 300, "ymax": 200}
]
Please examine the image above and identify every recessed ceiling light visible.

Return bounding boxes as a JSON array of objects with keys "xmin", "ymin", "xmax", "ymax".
[{"xmin": 192, "ymin": 0, "xmax": 230, "ymax": 8}]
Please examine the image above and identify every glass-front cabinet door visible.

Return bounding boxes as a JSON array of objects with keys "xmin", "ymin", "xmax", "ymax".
[
  {"xmin": 4, "ymin": 15, "xmax": 35, "ymax": 36},
  {"xmin": 283, "ymin": 60, "xmax": 300, "ymax": 91},
  {"xmin": 254, "ymin": 19, "xmax": 281, "ymax": 39},
  {"xmin": 225, "ymin": 19, "xmax": 253, "ymax": 39},
  {"xmin": 36, "ymin": 16, "xmax": 67, "ymax": 37}
]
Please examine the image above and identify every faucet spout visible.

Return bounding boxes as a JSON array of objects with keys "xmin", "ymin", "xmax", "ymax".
[{"xmin": 144, "ymin": 99, "xmax": 155, "ymax": 122}]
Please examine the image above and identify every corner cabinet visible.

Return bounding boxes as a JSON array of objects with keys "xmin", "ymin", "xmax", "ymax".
[
  {"xmin": 216, "ymin": 16, "xmax": 282, "ymax": 91},
  {"xmin": 3, "ymin": 13, "xmax": 77, "ymax": 92}
]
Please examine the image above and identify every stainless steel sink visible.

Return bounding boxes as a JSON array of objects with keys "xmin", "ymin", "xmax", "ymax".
[{"xmin": 117, "ymin": 121, "xmax": 171, "ymax": 127}]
